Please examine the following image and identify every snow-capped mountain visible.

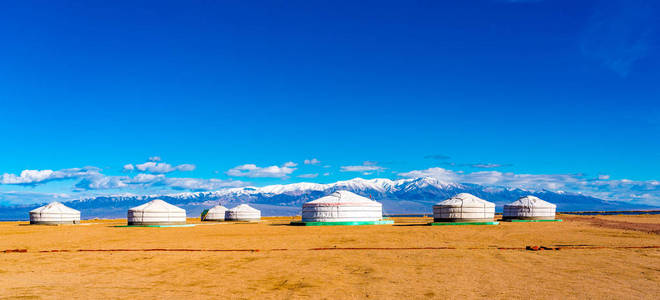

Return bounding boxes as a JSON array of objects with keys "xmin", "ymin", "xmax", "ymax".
[{"xmin": 0, "ymin": 177, "xmax": 650, "ymax": 220}]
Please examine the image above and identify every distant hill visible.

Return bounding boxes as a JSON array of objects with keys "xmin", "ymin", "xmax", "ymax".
[{"xmin": 0, "ymin": 177, "xmax": 653, "ymax": 220}]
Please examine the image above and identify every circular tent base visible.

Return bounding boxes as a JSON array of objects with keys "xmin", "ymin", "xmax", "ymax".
[
  {"xmin": 291, "ymin": 220, "xmax": 394, "ymax": 226},
  {"xmin": 502, "ymin": 216, "xmax": 557, "ymax": 221},
  {"xmin": 502, "ymin": 219, "xmax": 563, "ymax": 222},
  {"xmin": 115, "ymin": 224, "xmax": 196, "ymax": 228},
  {"xmin": 433, "ymin": 218, "xmax": 495, "ymax": 223},
  {"xmin": 30, "ymin": 221, "xmax": 80, "ymax": 225},
  {"xmin": 430, "ymin": 221, "xmax": 499, "ymax": 226},
  {"xmin": 127, "ymin": 221, "xmax": 187, "ymax": 226},
  {"xmin": 225, "ymin": 219, "xmax": 261, "ymax": 223}
]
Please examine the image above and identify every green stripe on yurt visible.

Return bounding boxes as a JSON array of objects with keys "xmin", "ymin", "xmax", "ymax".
[
  {"xmin": 114, "ymin": 224, "xmax": 197, "ymax": 228},
  {"xmin": 429, "ymin": 221, "xmax": 499, "ymax": 226},
  {"xmin": 290, "ymin": 220, "xmax": 394, "ymax": 226},
  {"xmin": 504, "ymin": 219, "xmax": 563, "ymax": 222}
]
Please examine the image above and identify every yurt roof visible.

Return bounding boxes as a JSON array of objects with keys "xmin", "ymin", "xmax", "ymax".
[
  {"xmin": 207, "ymin": 205, "xmax": 228, "ymax": 212},
  {"xmin": 30, "ymin": 202, "xmax": 80, "ymax": 214},
  {"xmin": 128, "ymin": 199, "xmax": 185, "ymax": 213},
  {"xmin": 228, "ymin": 204, "xmax": 260, "ymax": 212},
  {"xmin": 506, "ymin": 195, "xmax": 556, "ymax": 208},
  {"xmin": 436, "ymin": 193, "xmax": 495, "ymax": 208},
  {"xmin": 304, "ymin": 190, "xmax": 381, "ymax": 206}
]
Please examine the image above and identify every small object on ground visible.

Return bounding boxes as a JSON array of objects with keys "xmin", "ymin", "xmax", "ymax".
[
  {"xmin": 2, "ymin": 249, "xmax": 28, "ymax": 253},
  {"xmin": 526, "ymin": 245, "xmax": 561, "ymax": 251}
]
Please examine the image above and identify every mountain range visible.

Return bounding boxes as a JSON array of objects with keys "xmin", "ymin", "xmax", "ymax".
[{"xmin": 0, "ymin": 177, "xmax": 652, "ymax": 220}]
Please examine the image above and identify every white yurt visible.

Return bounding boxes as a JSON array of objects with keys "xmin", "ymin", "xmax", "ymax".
[
  {"xmin": 503, "ymin": 196, "xmax": 557, "ymax": 220},
  {"xmin": 225, "ymin": 204, "xmax": 261, "ymax": 221},
  {"xmin": 29, "ymin": 202, "xmax": 81, "ymax": 225},
  {"xmin": 127, "ymin": 199, "xmax": 187, "ymax": 225},
  {"xmin": 202, "ymin": 205, "xmax": 227, "ymax": 221},
  {"xmin": 302, "ymin": 190, "xmax": 384, "ymax": 223},
  {"xmin": 433, "ymin": 193, "xmax": 495, "ymax": 222}
]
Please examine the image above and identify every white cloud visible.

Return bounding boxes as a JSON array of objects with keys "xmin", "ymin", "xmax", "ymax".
[
  {"xmin": 1, "ymin": 170, "xmax": 56, "ymax": 184},
  {"xmin": 323, "ymin": 172, "xmax": 330, "ymax": 176},
  {"xmin": 399, "ymin": 167, "xmax": 579, "ymax": 190},
  {"xmin": 74, "ymin": 172, "xmax": 244, "ymax": 192},
  {"xmin": 0, "ymin": 191, "xmax": 76, "ymax": 205},
  {"xmin": 304, "ymin": 158, "xmax": 321, "ymax": 165},
  {"xmin": 1, "ymin": 163, "xmax": 240, "ymax": 193},
  {"xmin": 298, "ymin": 173, "xmax": 318, "ymax": 178},
  {"xmin": 341, "ymin": 165, "xmax": 382, "ymax": 172},
  {"xmin": 133, "ymin": 162, "xmax": 196, "ymax": 173},
  {"xmin": 129, "ymin": 173, "xmax": 166, "ymax": 184},
  {"xmin": 282, "ymin": 161, "xmax": 298, "ymax": 168},
  {"xmin": 75, "ymin": 175, "xmax": 129, "ymax": 190},
  {"xmin": 226, "ymin": 163, "xmax": 296, "ymax": 178},
  {"xmin": 135, "ymin": 162, "xmax": 173, "ymax": 173},
  {"xmin": 399, "ymin": 168, "xmax": 462, "ymax": 183},
  {"xmin": 398, "ymin": 167, "xmax": 660, "ymax": 204},
  {"xmin": 148, "ymin": 156, "xmax": 162, "ymax": 162},
  {"xmin": 176, "ymin": 164, "xmax": 196, "ymax": 172},
  {"xmin": 164, "ymin": 177, "xmax": 245, "ymax": 191},
  {"xmin": 1, "ymin": 167, "xmax": 101, "ymax": 185},
  {"xmin": 340, "ymin": 162, "xmax": 385, "ymax": 173},
  {"xmin": 75, "ymin": 173, "xmax": 168, "ymax": 190},
  {"xmin": 122, "ymin": 164, "xmax": 135, "ymax": 172}
]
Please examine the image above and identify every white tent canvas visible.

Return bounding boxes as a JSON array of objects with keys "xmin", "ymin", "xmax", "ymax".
[
  {"xmin": 202, "ymin": 205, "xmax": 227, "ymax": 221},
  {"xmin": 127, "ymin": 199, "xmax": 187, "ymax": 225},
  {"xmin": 503, "ymin": 196, "xmax": 557, "ymax": 220},
  {"xmin": 433, "ymin": 193, "xmax": 495, "ymax": 222},
  {"xmin": 30, "ymin": 202, "xmax": 81, "ymax": 225},
  {"xmin": 225, "ymin": 204, "xmax": 261, "ymax": 221},
  {"xmin": 302, "ymin": 190, "xmax": 383, "ymax": 222}
]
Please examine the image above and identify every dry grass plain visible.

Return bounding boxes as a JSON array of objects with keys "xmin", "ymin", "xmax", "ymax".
[{"xmin": 1, "ymin": 214, "xmax": 659, "ymax": 299}]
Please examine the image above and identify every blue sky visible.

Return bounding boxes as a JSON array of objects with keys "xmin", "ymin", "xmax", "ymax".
[{"xmin": 0, "ymin": 0, "xmax": 658, "ymax": 205}]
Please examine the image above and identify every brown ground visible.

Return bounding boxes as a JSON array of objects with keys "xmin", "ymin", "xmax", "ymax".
[
  {"xmin": 1, "ymin": 214, "xmax": 659, "ymax": 299},
  {"xmin": 562, "ymin": 215, "xmax": 660, "ymax": 234}
]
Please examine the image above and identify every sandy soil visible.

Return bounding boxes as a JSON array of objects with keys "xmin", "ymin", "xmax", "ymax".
[
  {"xmin": 584, "ymin": 214, "xmax": 660, "ymax": 224},
  {"xmin": 1, "ymin": 215, "xmax": 659, "ymax": 299},
  {"xmin": 562, "ymin": 214, "xmax": 660, "ymax": 234}
]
